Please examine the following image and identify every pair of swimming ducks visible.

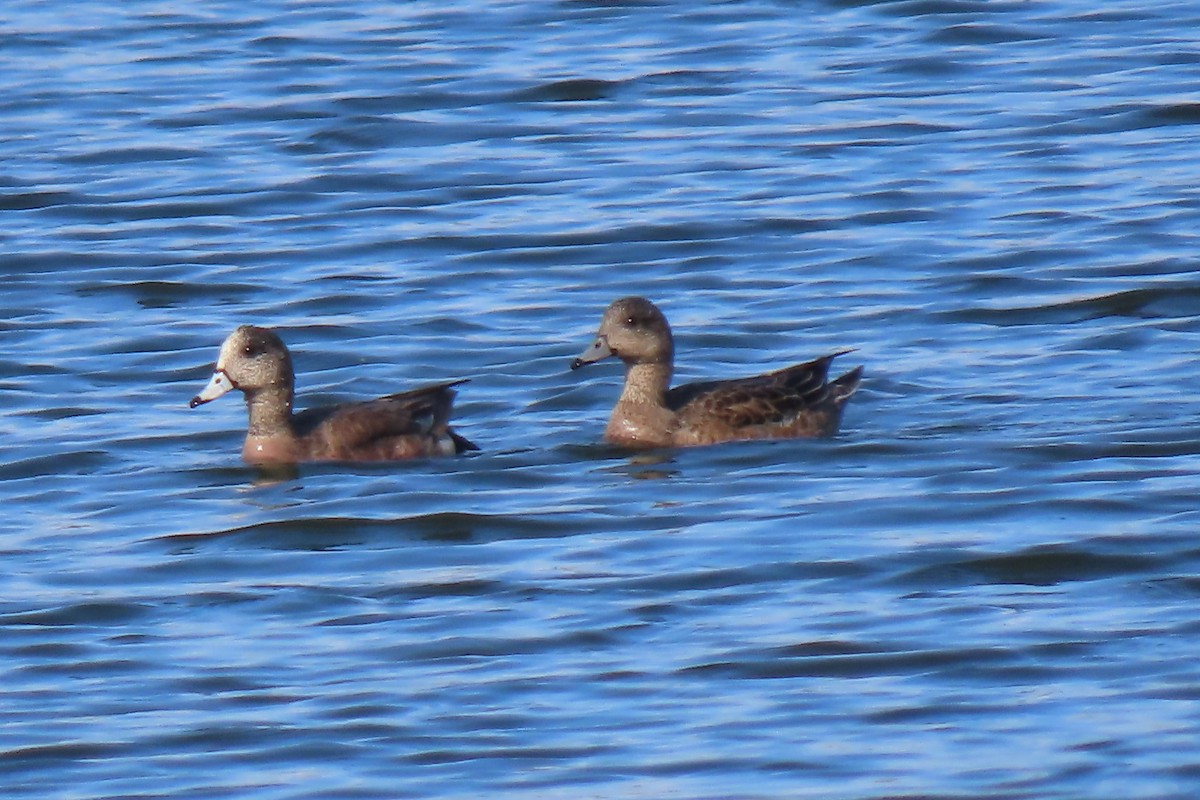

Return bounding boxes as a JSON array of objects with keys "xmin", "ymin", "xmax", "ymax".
[{"xmin": 191, "ymin": 297, "xmax": 864, "ymax": 465}]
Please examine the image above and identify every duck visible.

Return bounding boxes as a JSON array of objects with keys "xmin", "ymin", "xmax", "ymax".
[
  {"xmin": 190, "ymin": 325, "xmax": 476, "ymax": 464},
  {"xmin": 571, "ymin": 297, "xmax": 862, "ymax": 448}
]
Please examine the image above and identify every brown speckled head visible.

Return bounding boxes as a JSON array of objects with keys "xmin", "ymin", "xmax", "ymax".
[
  {"xmin": 572, "ymin": 296, "xmax": 674, "ymax": 369},
  {"xmin": 190, "ymin": 325, "xmax": 294, "ymax": 408}
]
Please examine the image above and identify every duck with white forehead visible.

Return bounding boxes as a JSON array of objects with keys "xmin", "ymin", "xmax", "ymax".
[{"xmin": 191, "ymin": 325, "xmax": 476, "ymax": 464}]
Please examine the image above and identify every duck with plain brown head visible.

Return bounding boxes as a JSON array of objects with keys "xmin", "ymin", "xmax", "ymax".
[
  {"xmin": 571, "ymin": 297, "xmax": 862, "ymax": 448},
  {"xmin": 191, "ymin": 325, "xmax": 476, "ymax": 464}
]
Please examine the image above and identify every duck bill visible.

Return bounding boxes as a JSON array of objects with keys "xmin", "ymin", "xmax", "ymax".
[
  {"xmin": 571, "ymin": 336, "xmax": 614, "ymax": 370},
  {"xmin": 190, "ymin": 370, "xmax": 235, "ymax": 408}
]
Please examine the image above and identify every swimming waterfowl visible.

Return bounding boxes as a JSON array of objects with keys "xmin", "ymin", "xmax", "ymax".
[
  {"xmin": 571, "ymin": 297, "xmax": 862, "ymax": 448},
  {"xmin": 190, "ymin": 325, "xmax": 476, "ymax": 464}
]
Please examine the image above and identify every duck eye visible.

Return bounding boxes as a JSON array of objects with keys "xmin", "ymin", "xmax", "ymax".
[
  {"xmin": 626, "ymin": 315, "xmax": 638, "ymax": 326},
  {"xmin": 243, "ymin": 343, "xmax": 258, "ymax": 356}
]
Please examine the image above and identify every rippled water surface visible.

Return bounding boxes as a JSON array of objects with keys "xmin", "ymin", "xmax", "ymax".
[{"xmin": 4, "ymin": 1, "xmax": 1200, "ymax": 797}]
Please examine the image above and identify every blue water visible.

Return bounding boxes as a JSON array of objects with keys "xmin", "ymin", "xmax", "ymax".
[{"xmin": 4, "ymin": 0, "xmax": 1200, "ymax": 797}]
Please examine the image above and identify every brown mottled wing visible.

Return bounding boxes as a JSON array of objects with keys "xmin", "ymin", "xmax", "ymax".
[
  {"xmin": 667, "ymin": 352, "xmax": 851, "ymax": 431},
  {"xmin": 292, "ymin": 380, "xmax": 468, "ymax": 455}
]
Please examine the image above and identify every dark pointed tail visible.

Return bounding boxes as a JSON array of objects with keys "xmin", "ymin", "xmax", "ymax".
[
  {"xmin": 830, "ymin": 366, "xmax": 863, "ymax": 405},
  {"xmin": 449, "ymin": 430, "xmax": 479, "ymax": 453}
]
